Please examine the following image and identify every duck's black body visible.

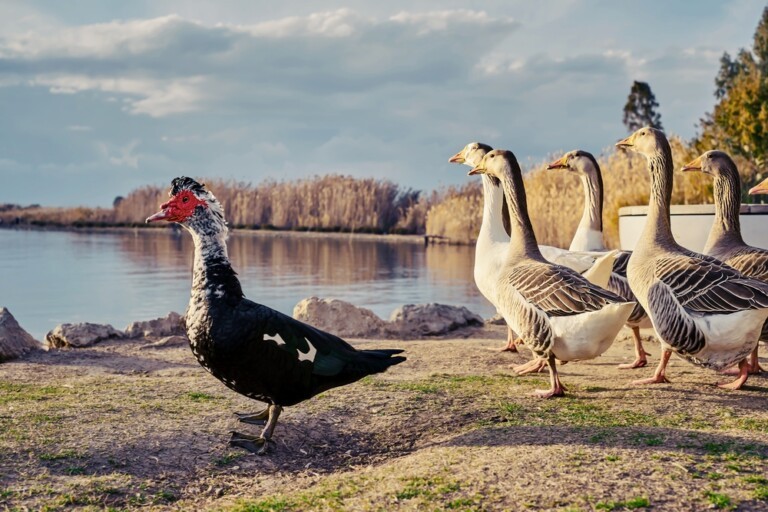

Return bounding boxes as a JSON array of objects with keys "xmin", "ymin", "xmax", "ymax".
[
  {"xmin": 148, "ymin": 176, "xmax": 405, "ymax": 453},
  {"xmin": 187, "ymin": 260, "xmax": 404, "ymax": 407}
]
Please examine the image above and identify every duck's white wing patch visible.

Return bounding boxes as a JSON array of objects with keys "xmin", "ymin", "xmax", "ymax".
[
  {"xmin": 264, "ymin": 333, "xmax": 287, "ymax": 346},
  {"xmin": 297, "ymin": 338, "xmax": 317, "ymax": 362}
]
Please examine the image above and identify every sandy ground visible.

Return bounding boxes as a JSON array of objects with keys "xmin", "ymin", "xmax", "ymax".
[{"xmin": 0, "ymin": 326, "xmax": 767, "ymax": 511}]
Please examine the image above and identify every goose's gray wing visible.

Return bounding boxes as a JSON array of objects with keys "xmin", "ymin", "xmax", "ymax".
[
  {"xmin": 508, "ymin": 261, "xmax": 624, "ymax": 317},
  {"xmin": 653, "ymin": 253, "xmax": 768, "ymax": 315}
]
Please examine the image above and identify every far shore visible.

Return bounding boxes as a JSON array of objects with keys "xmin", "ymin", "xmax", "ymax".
[{"xmin": 0, "ymin": 223, "xmax": 436, "ymax": 244}]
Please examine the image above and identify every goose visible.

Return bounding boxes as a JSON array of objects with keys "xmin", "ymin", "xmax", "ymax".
[
  {"xmin": 146, "ymin": 177, "xmax": 405, "ymax": 454},
  {"xmin": 615, "ymin": 127, "xmax": 768, "ymax": 389},
  {"xmin": 546, "ymin": 150, "xmax": 653, "ymax": 369},
  {"xmin": 448, "ymin": 143, "xmax": 617, "ymax": 359},
  {"xmin": 681, "ymin": 150, "xmax": 766, "ymax": 374},
  {"xmin": 468, "ymin": 149, "xmax": 635, "ymax": 397}
]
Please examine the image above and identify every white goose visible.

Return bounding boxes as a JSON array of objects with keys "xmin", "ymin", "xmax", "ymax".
[
  {"xmin": 448, "ymin": 143, "xmax": 616, "ymax": 357},
  {"xmin": 468, "ymin": 148, "xmax": 635, "ymax": 397},
  {"xmin": 616, "ymin": 127, "xmax": 768, "ymax": 389},
  {"xmin": 682, "ymin": 150, "xmax": 766, "ymax": 374},
  {"xmin": 546, "ymin": 150, "xmax": 653, "ymax": 369}
]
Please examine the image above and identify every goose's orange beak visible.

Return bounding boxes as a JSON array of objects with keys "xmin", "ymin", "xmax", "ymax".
[
  {"xmin": 681, "ymin": 155, "xmax": 703, "ymax": 173},
  {"xmin": 448, "ymin": 150, "xmax": 465, "ymax": 164},
  {"xmin": 468, "ymin": 164, "xmax": 485, "ymax": 176},
  {"xmin": 615, "ymin": 134, "xmax": 634, "ymax": 148},
  {"xmin": 749, "ymin": 177, "xmax": 768, "ymax": 195},
  {"xmin": 546, "ymin": 154, "xmax": 569, "ymax": 170}
]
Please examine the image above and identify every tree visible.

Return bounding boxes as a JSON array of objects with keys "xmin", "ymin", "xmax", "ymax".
[
  {"xmin": 697, "ymin": 7, "xmax": 768, "ymax": 171},
  {"xmin": 622, "ymin": 81, "xmax": 664, "ymax": 132}
]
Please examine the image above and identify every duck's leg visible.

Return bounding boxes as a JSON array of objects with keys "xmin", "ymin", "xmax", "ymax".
[
  {"xmin": 748, "ymin": 346, "xmax": 765, "ymax": 374},
  {"xmin": 533, "ymin": 355, "xmax": 566, "ymax": 398},
  {"xmin": 235, "ymin": 408, "xmax": 270, "ymax": 425},
  {"xmin": 618, "ymin": 326, "xmax": 650, "ymax": 369},
  {"xmin": 632, "ymin": 349, "xmax": 672, "ymax": 385},
  {"xmin": 229, "ymin": 404, "xmax": 283, "ymax": 455},
  {"xmin": 718, "ymin": 359, "xmax": 750, "ymax": 390},
  {"xmin": 501, "ymin": 328, "xmax": 519, "ymax": 352},
  {"xmin": 721, "ymin": 346, "xmax": 764, "ymax": 375},
  {"xmin": 511, "ymin": 357, "xmax": 547, "ymax": 375}
]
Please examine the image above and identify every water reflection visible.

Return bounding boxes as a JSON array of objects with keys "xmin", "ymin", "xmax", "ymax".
[{"xmin": 0, "ymin": 229, "xmax": 493, "ymax": 340}]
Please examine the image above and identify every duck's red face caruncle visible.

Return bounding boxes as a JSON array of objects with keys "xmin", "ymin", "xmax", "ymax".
[{"xmin": 146, "ymin": 190, "xmax": 208, "ymax": 223}]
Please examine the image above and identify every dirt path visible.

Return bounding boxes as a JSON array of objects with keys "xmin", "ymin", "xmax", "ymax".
[{"xmin": 0, "ymin": 327, "xmax": 766, "ymax": 511}]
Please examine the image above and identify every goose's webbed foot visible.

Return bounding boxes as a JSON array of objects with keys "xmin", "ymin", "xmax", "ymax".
[
  {"xmin": 235, "ymin": 408, "xmax": 270, "ymax": 425},
  {"xmin": 717, "ymin": 359, "xmax": 750, "ymax": 391}
]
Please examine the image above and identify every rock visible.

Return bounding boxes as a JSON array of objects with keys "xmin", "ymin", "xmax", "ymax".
[
  {"xmin": 293, "ymin": 297, "xmax": 387, "ymax": 338},
  {"xmin": 138, "ymin": 335, "xmax": 188, "ymax": 350},
  {"xmin": 124, "ymin": 312, "xmax": 184, "ymax": 339},
  {"xmin": 0, "ymin": 308, "xmax": 41, "ymax": 362},
  {"xmin": 45, "ymin": 322, "xmax": 124, "ymax": 349},
  {"xmin": 388, "ymin": 303, "xmax": 483, "ymax": 336},
  {"xmin": 486, "ymin": 313, "xmax": 506, "ymax": 325}
]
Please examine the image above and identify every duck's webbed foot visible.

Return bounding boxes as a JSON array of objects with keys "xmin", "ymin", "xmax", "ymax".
[
  {"xmin": 718, "ymin": 359, "xmax": 750, "ymax": 391},
  {"xmin": 632, "ymin": 349, "xmax": 671, "ymax": 385},
  {"xmin": 533, "ymin": 355, "xmax": 566, "ymax": 399},
  {"xmin": 511, "ymin": 357, "xmax": 547, "ymax": 375},
  {"xmin": 619, "ymin": 327, "xmax": 650, "ymax": 370},
  {"xmin": 229, "ymin": 404, "xmax": 283, "ymax": 455},
  {"xmin": 229, "ymin": 431, "xmax": 272, "ymax": 455},
  {"xmin": 235, "ymin": 408, "xmax": 270, "ymax": 425}
]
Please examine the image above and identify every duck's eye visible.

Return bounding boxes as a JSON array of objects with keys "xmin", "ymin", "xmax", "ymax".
[{"xmin": 182, "ymin": 196, "xmax": 190, "ymax": 203}]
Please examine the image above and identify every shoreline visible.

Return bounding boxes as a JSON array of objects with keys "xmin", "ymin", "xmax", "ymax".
[{"xmin": 0, "ymin": 224, "xmax": 428, "ymax": 244}]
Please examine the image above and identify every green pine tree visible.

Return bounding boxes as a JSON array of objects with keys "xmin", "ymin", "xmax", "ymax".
[{"xmin": 622, "ymin": 81, "xmax": 664, "ymax": 133}]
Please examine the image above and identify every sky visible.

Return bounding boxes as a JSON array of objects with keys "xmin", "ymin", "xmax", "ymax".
[{"xmin": 0, "ymin": 0, "xmax": 765, "ymax": 207}]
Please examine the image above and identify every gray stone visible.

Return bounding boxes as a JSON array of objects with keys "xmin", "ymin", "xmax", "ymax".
[
  {"xmin": 45, "ymin": 322, "xmax": 124, "ymax": 349},
  {"xmin": 124, "ymin": 311, "xmax": 184, "ymax": 339},
  {"xmin": 138, "ymin": 335, "xmax": 188, "ymax": 349},
  {"xmin": 293, "ymin": 297, "xmax": 387, "ymax": 338},
  {"xmin": 388, "ymin": 303, "xmax": 483, "ymax": 336},
  {"xmin": 486, "ymin": 313, "xmax": 507, "ymax": 325},
  {"xmin": 0, "ymin": 308, "xmax": 41, "ymax": 362}
]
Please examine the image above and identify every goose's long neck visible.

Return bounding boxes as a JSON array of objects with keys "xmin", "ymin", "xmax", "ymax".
[
  {"xmin": 189, "ymin": 224, "xmax": 243, "ymax": 304},
  {"xmin": 640, "ymin": 142, "xmax": 676, "ymax": 250},
  {"xmin": 479, "ymin": 175, "xmax": 511, "ymax": 244},
  {"xmin": 499, "ymin": 161, "xmax": 542, "ymax": 260},
  {"xmin": 705, "ymin": 167, "xmax": 745, "ymax": 253},
  {"xmin": 570, "ymin": 167, "xmax": 605, "ymax": 251}
]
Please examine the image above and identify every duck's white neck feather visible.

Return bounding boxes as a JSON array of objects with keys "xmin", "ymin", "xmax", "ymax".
[
  {"xmin": 479, "ymin": 175, "xmax": 510, "ymax": 244},
  {"xmin": 569, "ymin": 170, "xmax": 605, "ymax": 252}
]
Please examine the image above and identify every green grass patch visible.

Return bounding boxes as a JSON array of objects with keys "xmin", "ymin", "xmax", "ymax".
[
  {"xmin": 705, "ymin": 491, "xmax": 732, "ymax": 509},
  {"xmin": 595, "ymin": 496, "xmax": 650, "ymax": 510},
  {"xmin": 215, "ymin": 451, "xmax": 245, "ymax": 466},
  {"xmin": 230, "ymin": 497, "xmax": 292, "ymax": 511},
  {"xmin": 395, "ymin": 476, "xmax": 461, "ymax": 501},
  {"xmin": 39, "ymin": 449, "xmax": 84, "ymax": 461},
  {"xmin": 0, "ymin": 382, "xmax": 72, "ymax": 405},
  {"xmin": 184, "ymin": 391, "xmax": 219, "ymax": 402}
]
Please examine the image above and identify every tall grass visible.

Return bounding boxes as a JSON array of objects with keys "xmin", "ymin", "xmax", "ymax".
[{"xmin": 1, "ymin": 139, "xmax": 754, "ymax": 245}]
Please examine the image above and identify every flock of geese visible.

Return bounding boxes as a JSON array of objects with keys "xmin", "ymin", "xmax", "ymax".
[
  {"xmin": 142, "ymin": 125, "xmax": 768, "ymax": 453},
  {"xmin": 449, "ymin": 126, "xmax": 768, "ymax": 397}
]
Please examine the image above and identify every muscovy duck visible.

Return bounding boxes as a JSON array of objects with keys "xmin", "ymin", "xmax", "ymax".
[
  {"xmin": 545, "ymin": 150, "xmax": 654, "ymax": 370},
  {"xmin": 616, "ymin": 128, "xmax": 768, "ymax": 389},
  {"xmin": 146, "ymin": 177, "xmax": 406, "ymax": 454},
  {"xmin": 468, "ymin": 149, "xmax": 635, "ymax": 397}
]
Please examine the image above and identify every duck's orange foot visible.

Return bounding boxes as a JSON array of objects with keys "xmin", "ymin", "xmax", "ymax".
[
  {"xmin": 618, "ymin": 357, "xmax": 648, "ymax": 370},
  {"xmin": 632, "ymin": 375, "xmax": 670, "ymax": 385},
  {"xmin": 718, "ymin": 360, "xmax": 750, "ymax": 390},
  {"xmin": 511, "ymin": 358, "xmax": 546, "ymax": 375},
  {"xmin": 533, "ymin": 386, "xmax": 566, "ymax": 399}
]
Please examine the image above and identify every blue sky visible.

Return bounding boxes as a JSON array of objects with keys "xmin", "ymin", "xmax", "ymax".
[{"xmin": 0, "ymin": 0, "xmax": 764, "ymax": 206}]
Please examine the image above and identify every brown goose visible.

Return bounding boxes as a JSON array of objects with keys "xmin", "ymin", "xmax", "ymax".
[
  {"xmin": 547, "ymin": 150, "xmax": 653, "ymax": 369},
  {"xmin": 469, "ymin": 149, "xmax": 635, "ymax": 397},
  {"xmin": 682, "ymin": 150, "xmax": 766, "ymax": 374},
  {"xmin": 616, "ymin": 127, "xmax": 768, "ymax": 389}
]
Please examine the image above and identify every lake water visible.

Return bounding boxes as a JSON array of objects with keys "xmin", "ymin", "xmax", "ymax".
[{"xmin": 0, "ymin": 228, "xmax": 494, "ymax": 340}]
